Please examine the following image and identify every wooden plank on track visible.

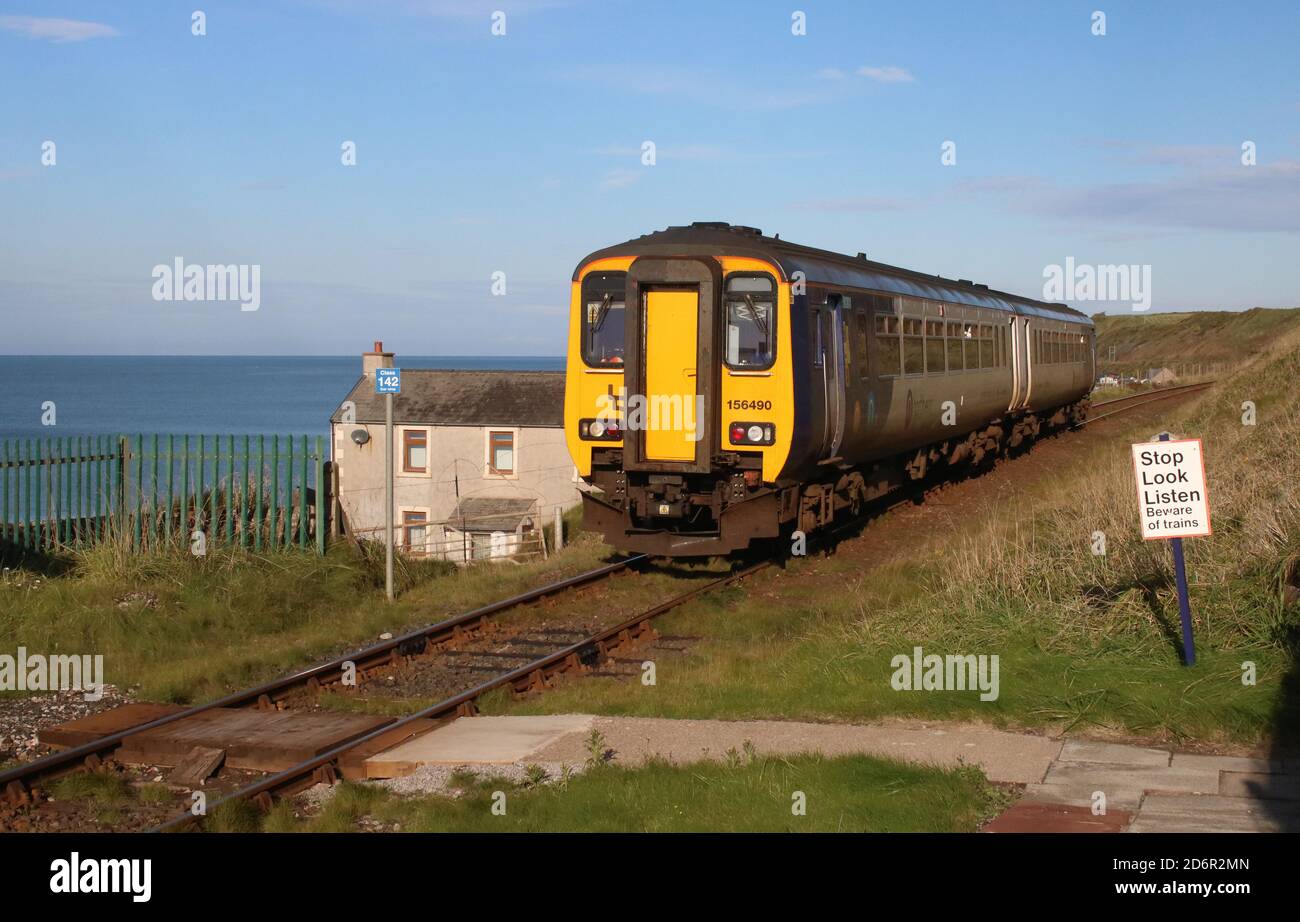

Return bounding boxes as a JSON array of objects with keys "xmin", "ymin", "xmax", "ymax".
[
  {"xmin": 116, "ymin": 708, "xmax": 395, "ymax": 772},
  {"xmin": 39, "ymin": 703, "xmax": 189, "ymax": 749},
  {"xmin": 168, "ymin": 746, "xmax": 226, "ymax": 786}
]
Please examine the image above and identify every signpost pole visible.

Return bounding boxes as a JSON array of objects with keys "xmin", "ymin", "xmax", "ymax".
[
  {"xmin": 385, "ymin": 389, "xmax": 394, "ymax": 602},
  {"xmin": 1170, "ymin": 535, "xmax": 1195, "ymax": 666},
  {"xmin": 1157, "ymin": 432, "xmax": 1195, "ymax": 665}
]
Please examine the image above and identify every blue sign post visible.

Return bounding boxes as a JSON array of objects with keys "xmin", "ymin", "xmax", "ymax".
[
  {"xmin": 1161, "ymin": 433, "xmax": 1197, "ymax": 667},
  {"xmin": 377, "ymin": 368, "xmax": 400, "ymax": 600}
]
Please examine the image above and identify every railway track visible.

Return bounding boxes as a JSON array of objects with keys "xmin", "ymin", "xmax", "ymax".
[
  {"xmin": 153, "ymin": 557, "xmax": 772, "ymax": 831},
  {"xmin": 0, "ymin": 555, "xmax": 643, "ymax": 808},
  {"xmin": 1081, "ymin": 381, "xmax": 1215, "ymax": 425},
  {"xmin": 3, "ymin": 377, "xmax": 1216, "ymax": 830}
]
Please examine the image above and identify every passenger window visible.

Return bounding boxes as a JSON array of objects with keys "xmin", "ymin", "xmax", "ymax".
[
  {"xmin": 946, "ymin": 321, "xmax": 963, "ymax": 371},
  {"xmin": 581, "ymin": 272, "xmax": 626, "ymax": 366},
  {"xmin": 875, "ymin": 313, "xmax": 901, "ymax": 377},
  {"xmin": 724, "ymin": 275, "xmax": 776, "ymax": 369},
  {"xmin": 837, "ymin": 295, "xmax": 852, "ymax": 373},
  {"xmin": 855, "ymin": 310, "xmax": 869, "ymax": 378},
  {"xmin": 903, "ymin": 317, "xmax": 924, "ymax": 375},
  {"xmin": 962, "ymin": 323, "xmax": 978, "ymax": 370},
  {"xmin": 979, "ymin": 325, "xmax": 993, "ymax": 368},
  {"xmin": 925, "ymin": 319, "xmax": 945, "ymax": 373}
]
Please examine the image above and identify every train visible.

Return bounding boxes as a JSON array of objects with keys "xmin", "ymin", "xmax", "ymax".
[{"xmin": 563, "ymin": 223, "xmax": 1095, "ymax": 556}]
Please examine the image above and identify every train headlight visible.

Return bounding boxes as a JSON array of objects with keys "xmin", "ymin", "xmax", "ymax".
[
  {"xmin": 580, "ymin": 418, "xmax": 622, "ymax": 441},
  {"xmin": 728, "ymin": 421, "xmax": 775, "ymax": 446}
]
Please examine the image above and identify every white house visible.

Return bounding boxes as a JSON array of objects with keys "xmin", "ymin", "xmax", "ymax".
[{"xmin": 329, "ymin": 343, "xmax": 581, "ymax": 562}]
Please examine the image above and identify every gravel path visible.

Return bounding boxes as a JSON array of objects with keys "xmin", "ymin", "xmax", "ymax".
[{"xmin": 0, "ymin": 685, "xmax": 136, "ymax": 765}]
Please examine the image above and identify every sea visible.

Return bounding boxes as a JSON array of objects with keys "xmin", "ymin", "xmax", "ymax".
[{"xmin": 0, "ymin": 356, "xmax": 565, "ymax": 441}]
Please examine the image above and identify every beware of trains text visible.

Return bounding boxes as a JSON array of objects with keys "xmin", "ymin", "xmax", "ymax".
[{"xmin": 1130, "ymin": 438, "xmax": 1212, "ymax": 540}]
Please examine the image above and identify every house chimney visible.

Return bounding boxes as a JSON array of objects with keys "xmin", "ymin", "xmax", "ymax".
[{"xmin": 362, "ymin": 340, "xmax": 394, "ymax": 378}]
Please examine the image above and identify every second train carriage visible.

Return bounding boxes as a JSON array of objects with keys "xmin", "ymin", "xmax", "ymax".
[{"xmin": 564, "ymin": 223, "xmax": 1095, "ymax": 556}]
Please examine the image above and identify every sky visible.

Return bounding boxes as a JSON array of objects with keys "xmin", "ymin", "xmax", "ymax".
[{"xmin": 1, "ymin": 0, "xmax": 1297, "ymax": 355}]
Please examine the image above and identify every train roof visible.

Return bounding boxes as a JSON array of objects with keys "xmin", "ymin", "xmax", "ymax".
[{"xmin": 575, "ymin": 222, "xmax": 1091, "ymax": 324}]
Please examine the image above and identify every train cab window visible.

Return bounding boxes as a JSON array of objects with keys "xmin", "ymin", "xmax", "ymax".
[
  {"xmin": 724, "ymin": 275, "xmax": 776, "ymax": 369},
  {"xmin": 925, "ymin": 320, "xmax": 945, "ymax": 373},
  {"xmin": 902, "ymin": 317, "xmax": 924, "ymax": 375},
  {"xmin": 875, "ymin": 313, "xmax": 901, "ymax": 377},
  {"xmin": 581, "ymin": 272, "xmax": 626, "ymax": 367}
]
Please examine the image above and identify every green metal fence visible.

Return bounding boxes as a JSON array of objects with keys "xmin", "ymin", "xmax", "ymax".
[{"xmin": 0, "ymin": 435, "xmax": 331, "ymax": 555}]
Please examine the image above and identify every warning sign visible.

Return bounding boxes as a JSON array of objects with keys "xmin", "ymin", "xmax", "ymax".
[{"xmin": 1130, "ymin": 438, "xmax": 1212, "ymax": 540}]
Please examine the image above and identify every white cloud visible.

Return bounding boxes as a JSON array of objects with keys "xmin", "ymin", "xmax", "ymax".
[
  {"xmin": 856, "ymin": 65, "xmax": 915, "ymax": 84},
  {"xmin": 791, "ymin": 195, "xmax": 913, "ymax": 213},
  {"xmin": 599, "ymin": 168, "xmax": 640, "ymax": 190},
  {"xmin": 0, "ymin": 16, "xmax": 119, "ymax": 42},
  {"xmin": 959, "ymin": 162, "xmax": 1300, "ymax": 233}
]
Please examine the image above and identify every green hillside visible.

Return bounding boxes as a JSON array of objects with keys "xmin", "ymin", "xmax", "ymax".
[{"xmin": 1093, "ymin": 307, "xmax": 1300, "ymax": 376}]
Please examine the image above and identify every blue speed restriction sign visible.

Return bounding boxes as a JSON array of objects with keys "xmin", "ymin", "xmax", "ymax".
[{"xmin": 376, "ymin": 368, "xmax": 401, "ymax": 394}]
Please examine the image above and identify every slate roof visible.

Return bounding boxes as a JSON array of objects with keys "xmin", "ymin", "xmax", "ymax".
[
  {"xmin": 444, "ymin": 496, "xmax": 538, "ymax": 532},
  {"xmin": 331, "ymin": 370, "xmax": 565, "ymax": 428}
]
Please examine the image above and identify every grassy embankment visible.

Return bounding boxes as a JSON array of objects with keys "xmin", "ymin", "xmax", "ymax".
[
  {"xmin": 499, "ymin": 324, "xmax": 1300, "ymax": 747},
  {"xmin": 1094, "ymin": 306, "xmax": 1300, "ymax": 379},
  {"xmin": 0, "ymin": 508, "xmax": 609, "ymax": 704},
  {"xmin": 214, "ymin": 751, "xmax": 1006, "ymax": 833}
]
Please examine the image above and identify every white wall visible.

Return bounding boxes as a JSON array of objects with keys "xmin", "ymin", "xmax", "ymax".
[{"xmin": 330, "ymin": 422, "xmax": 580, "ymax": 547}]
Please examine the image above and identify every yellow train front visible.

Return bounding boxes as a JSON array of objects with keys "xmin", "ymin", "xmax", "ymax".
[{"xmin": 564, "ymin": 223, "xmax": 1094, "ymax": 556}]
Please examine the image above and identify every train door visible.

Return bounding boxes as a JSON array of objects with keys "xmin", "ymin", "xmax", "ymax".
[
  {"xmin": 642, "ymin": 288, "xmax": 699, "ymax": 461},
  {"xmin": 1009, "ymin": 315, "xmax": 1032, "ymax": 412},
  {"xmin": 812, "ymin": 296, "xmax": 847, "ymax": 462}
]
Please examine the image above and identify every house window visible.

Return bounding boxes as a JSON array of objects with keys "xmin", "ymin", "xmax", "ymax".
[
  {"xmin": 488, "ymin": 431, "xmax": 515, "ymax": 475},
  {"xmin": 402, "ymin": 429, "xmax": 428, "ymax": 473},
  {"xmin": 402, "ymin": 510, "xmax": 428, "ymax": 554}
]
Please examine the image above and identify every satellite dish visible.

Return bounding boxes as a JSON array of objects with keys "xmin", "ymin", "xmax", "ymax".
[{"xmin": 351, "ymin": 429, "xmax": 370, "ymax": 446}]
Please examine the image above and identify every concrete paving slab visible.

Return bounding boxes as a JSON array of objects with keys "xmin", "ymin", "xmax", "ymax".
[
  {"xmin": 1170, "ymin": 753, "xmax": 1285, "ymax": 775},
  {"xmin": 364, "ymin": 715, "xmax": 594, "ymax": 776},
  {"xmin": 530, "ymin": 716, "xmax": 1063, "ymax": 785},
  {"xmin": 1058, "ymin": 740, "xmax": 1170, "ymax": 767},
  {"xmin": 1043, "ymin": 761, "xmax": 1220, "ymax": 794},
  {"xmin": 1219, "ymin": 771, "xmax": 1300, "ymax": 801},
  {"xmin": 1129, "ymin": 793, "xmax": 1300, "ymax": 833},
  {"xmin": 1020, "ymin": 782, "xmax": 1146, "ymax": 813}
]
